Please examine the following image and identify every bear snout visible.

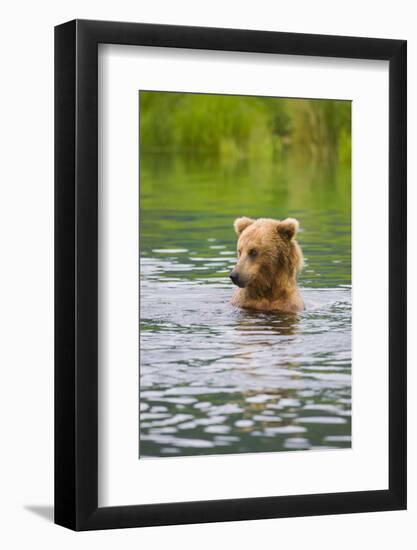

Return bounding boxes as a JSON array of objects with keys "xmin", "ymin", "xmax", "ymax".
[{"xmin": 229, "ymin": 271, "xmax": 245, "ymax": 287}]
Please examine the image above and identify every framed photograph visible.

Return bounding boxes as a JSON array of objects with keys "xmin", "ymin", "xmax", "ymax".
[{"xmin": 55, "ymin": 19, "xmax": 406, "ymax": 530}]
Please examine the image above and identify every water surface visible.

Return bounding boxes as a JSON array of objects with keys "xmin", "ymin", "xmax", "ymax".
[{"xmin": 140, "ymin": 154, "xmax": 351, "ymax": 457}]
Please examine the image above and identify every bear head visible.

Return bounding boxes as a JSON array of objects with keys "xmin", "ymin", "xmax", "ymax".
[{"xmin": 229, "ymin": 216, "xmax": 304, "ymax": 297}]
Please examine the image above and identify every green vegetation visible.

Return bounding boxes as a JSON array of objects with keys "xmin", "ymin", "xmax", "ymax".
[{"xmin": 140, "ymin": 91, "xmax": 351, "ymax": 162}]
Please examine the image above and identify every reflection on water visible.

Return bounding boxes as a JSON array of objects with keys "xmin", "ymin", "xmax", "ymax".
[{"xmin": 140, "ymin": 154, "xmax": 351, "ymax": 457}]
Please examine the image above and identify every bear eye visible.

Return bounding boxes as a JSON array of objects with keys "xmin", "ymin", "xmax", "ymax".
[{"xmin": 248, "ymin": 248, "xmax": 258, "ymax": 258}]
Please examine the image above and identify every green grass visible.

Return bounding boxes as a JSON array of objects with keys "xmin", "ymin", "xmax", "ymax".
[{"xmin": 140, "ymin": 91, "xmax": 351, "ymax": 162}]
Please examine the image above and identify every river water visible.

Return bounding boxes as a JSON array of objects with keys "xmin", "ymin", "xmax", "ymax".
[{"xmin": 139, "ymin": 153, "xmax": 351, "ymax": 457}]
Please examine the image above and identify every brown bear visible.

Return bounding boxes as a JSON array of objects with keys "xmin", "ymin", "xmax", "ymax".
[{"xmin": 229, "ymin": 216, "xmax": 304, "ymax": 313}]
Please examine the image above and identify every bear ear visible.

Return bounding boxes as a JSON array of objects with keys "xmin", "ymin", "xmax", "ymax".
[
  {"xmin": 234, "ymin": 217, "xmax": 255, "ymax": 235},
  {"xmin": 277, "ymin": 218, "xmax": 299, "ymax": 240}
]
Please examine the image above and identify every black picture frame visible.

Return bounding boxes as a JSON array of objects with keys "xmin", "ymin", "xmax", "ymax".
[{"xmin": 55, "ymin": 19, "xmax": 407, "ymax": 531}]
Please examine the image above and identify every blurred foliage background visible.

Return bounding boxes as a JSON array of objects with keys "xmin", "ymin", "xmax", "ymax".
[{"xmin": 140, "ymin": 91, "xmax": 351, "ymax": 163}]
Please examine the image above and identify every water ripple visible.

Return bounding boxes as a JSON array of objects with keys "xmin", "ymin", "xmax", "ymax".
[{"xmin": 140, "ymin": 258, "xmax": 351, "ymax": 457}]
